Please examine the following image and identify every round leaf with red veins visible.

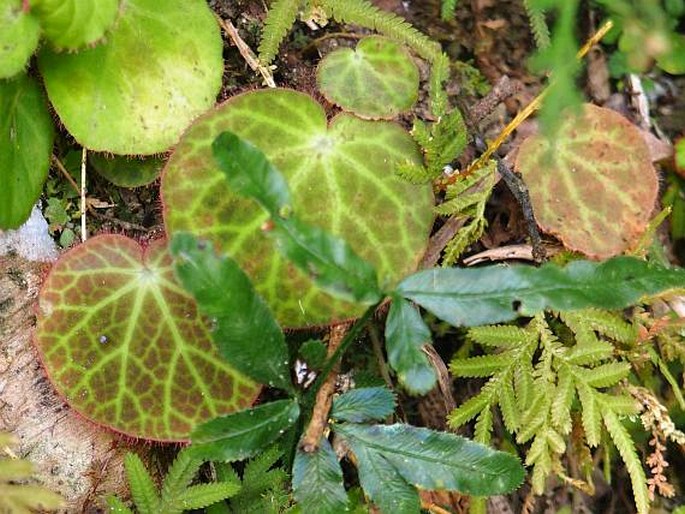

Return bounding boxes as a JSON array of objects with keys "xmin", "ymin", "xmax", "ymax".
[{"xmin": 35, "ymin": 234, "xmax": 259, "ymax": 442}]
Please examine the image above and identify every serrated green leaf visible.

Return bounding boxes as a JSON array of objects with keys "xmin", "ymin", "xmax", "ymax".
[
  {"xmin": 0, "ymin": 0, "xmax": 40, "ymax": 78},
  {"xmin": 384, "ymin": 296, "xmax": 436, "ymax": 394},
  {"xmin": 576, "ymin": 382, "xmax": 601, "ymax": 447},
  {"xmin": 293, "ymin": 437, "xmax": 348, "ymax": 514},
  {"xmin": 170, "ymin": 482, "xmax": 240, "ymax": 511},
  {"xmin": 0, "ymin": 73, "xmax": 54, "ymax": 229},
  {"xmin": 32, "ymin": 0, "xmax": 119, "ymax": 49},
  {"xmin": 212, "ymin": 131, "xmax": 292, "ymax": 216},
  {"xmin": 565, "ymin": 339, "xmax": 614, "ymax": 365},
  {"xmin": 551, "ymin": 365, "xmax": 574, "ymax": 434},
  {"xmin": 106, "ymin": 495, "xmax": 134, "ymax": 514},
  {"xmin": 468, "ymin": 325, "xmax": 536, "ymax": 348},
  {"xmin": 397, "ymin": 257, "xmax": 685, "ymax": 327},
  {"xmin": 35, "ymin": 235, "xmax": 258, "ymax": 441},
  {"xmin": 346, "ymin": 440, "xmax": 420, "ymax": 514},
  {"xmin": 171, "ymin": 232, "xmax": 291, "ymax": 391},
  {"xmin": 160, "ymin": 447, "xmax": 204, "ymax": 508},
  {"xmin": 595, "ymin": 392, "xmax": 640, "ymax": 416},
  {"xmin": 272, "ymin": 216, "xmax": 383, "ymax": 305},
  {"xmin": 336, "ymin": 423, "xmax": 525, "ymax": 496},
  {"xmin": 447, "ymin": 391, "xmax": 491, "ymax": 429},
  {"xmin": 331, "ymin": 387, "xmax": 396, "ymax": 423},
  {"xmin": 576, "ymin": 362, "xmax": 631, "ymax": 388},
  {"xmin": 474, "ymin": 407, "xmax": 493, "ymax": 444},
  {"xmin": 124, "ymin": 453, "xmax": 161, "ymax": 514},
  {"xmin": 38, "ymin": 0, "xmax": 222, "ymax": 154},
  {"xmin": 317, "ymin": 36, "xmax": 419, "ymax": 119},
  {"xmin": 499, "ymin": 373, "xmax": 519, "ymax": 432},
  {"xmin": 190, "ymin": 399, "xmax": 300, "ymax": 462}
]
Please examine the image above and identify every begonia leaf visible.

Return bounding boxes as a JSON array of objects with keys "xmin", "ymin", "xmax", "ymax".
[{"xmin": 35, "ymin": 235, "xmax": 259, "ymax": 441}]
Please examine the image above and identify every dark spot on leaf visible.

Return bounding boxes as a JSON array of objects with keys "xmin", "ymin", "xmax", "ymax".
[{"xmin": 512, "ymin": 300, "xmax": 522, "ymax": 311}]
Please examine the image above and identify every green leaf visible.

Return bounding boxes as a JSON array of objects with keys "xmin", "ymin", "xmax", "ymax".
[
  {"xmin": 293, "ymin": 438, "xmax": 348, "ymax": 514},
  {"xmin": 170, "ymin": 482, "xmax": 240, "ymax": 512},
  {"xmin": 346, "ymin": 439, "xmax": 420, "ymax": 514},
  {"xmin": 35, "ymin": 235, "xmax": 259, "ymax": 441},
  {"xmin": 0, "ymin": 0, "xmax": 40, "ymax": 78},
  {"xmin": 124, "ymin": 453, "xmax": 161, "ymax": 514},
  {"xmin": 317, "ymin": 36, "xmax": 419, "ymax": 119},
  {"xmin": 397, "ymin": 257, "xmax": 685, "ymax": 327},
  {"xmin": 31, "ymin": 0, "xmax": 119, "ymax": 49},
  {"xmin": 38, "ymin": 0, "xmax": 222, "ymax": 154},
  {"xmin": 160, "ymin": 447, "xmax": 204, "ymax": 508},
  {"xmin": 272, "ymin": 216, "xmax": 383, "ymax": 305},
  {"xmin": 336, "ymin": 423, "xmax": 525, "ymax": 496},
  {"xmin": 384, "ymin": 296, "xmax": 436, "ymax": 394},
  {"xmin": 0, "ymin": 73, "xmax": 54, "ymax": 229},
  {"xmin": 516, "ymin": 104, "xmax": 659, "ymax": 259},
  {"xmin": 106, "ymin": 496, "xmax": 134, "ymax": 514},
  {"xmin": 212, "ymin": 131, "xmax": 292, "ymax": 216},
  {"xmin": 90, "ymin": 153, "xmax": 164, "ymax": 188},
  {"xmin": 162, "ymin": 88, "xmax": 433, "ymax": 327},
  {"xmin": 190, "ymin": 399, "xmax": 300, "ymax": 462},
  {"xmin": 171, "ymin": 232, "xmax": 291, "ymax": 391},
  {"xmin": 331, "ymin": 387, "xmax": 396, "ymax": 423},
  {"xmin": 299, "ymin": 339, "xmax": 327, "ymax": 369},
  {"xmin": 0, "ymin": 459, "xmax": 33, "ymax": 480}
]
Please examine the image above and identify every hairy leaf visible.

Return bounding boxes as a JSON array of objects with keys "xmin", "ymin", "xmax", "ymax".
[
  {"xmin": 516, "ymin": 104, "xmax": 659, "ymax": 259},
  {"xmin": 293, "ymin": 438, "xmax": 348, "ymax": 514},
  {"xmin": 385, "ymin": 296, "xmax": 436, "ymax": 394},
  {"xmin": 336, "ymin": 423, "xmax": 525, "ymax": 496},
  {"xmin": 331, "ymin": 387, "xmax": 396, "ymax": 423},
  {"xmin": 397, "ymin": 257, "xmax": 685, "ymax": 327},
  {"xmin": 317, "ymin": 36, "xmax": 419, "ymax": 119},
  {"xmin": 0, "ymin": 74, "xmax": 54, "ymax": 229},
  {"xmin": 38, "ymin": 0, "xmax": 222, "ymax": 154},
  {"xmin": 171, "ymin": 233, "xmax": 291, "ymax": 391},
  {"xmin": 162, "ymin": 88, "xmax": 433, "ymax": 327},
  {"xmin": 190, "ymin": 399, "xmax": 300, "ymax": 462},
  {"xmin": 35, "ymin": 235, "xmax": 258, "ymax": 441},
  {"xmin": 124, "ymin": 453, "xmax": 160, "ymax": 513},
  {"xmin": 32, "ymin": 0, "xmax": 119, "ymax": 49},
  {"xmin": 0, "ymin": 0, "xmax": 40, "ymax": 78}
]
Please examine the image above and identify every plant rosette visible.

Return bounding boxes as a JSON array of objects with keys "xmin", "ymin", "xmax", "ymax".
[
  {"xmin": 34, "ymin": 234, "xmax": 259, "ymax": 442},
  {"xmin": 161, "ymin": 88, "xmax": 434, "ymax": 328}
]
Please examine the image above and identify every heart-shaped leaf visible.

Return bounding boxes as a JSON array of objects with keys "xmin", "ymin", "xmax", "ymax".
[
  {"xmin": 162, "ymin": 88, "xmax": 433, "ymax": 327},
  {"xmin": 35, "ymin": 235, "xmax": 259, "ymax": 441},
  {"xmin": 0, "ymin": 73, "xmax": 54, "ymax": 229},
  {"xmin": 37, "ymin": 0, "xmax": 222, "ymax": 155},
  {"xmin": 516, "ymin": 104, "xmax": 659, "ymax": 259},
  {"xmin": 0, "ymin": 0, "xmax": 40, "ymax": 78},
  {"xmin": 317, "ymin": 36, "xmax": 419, "ymax": 120},
  {"xmin": 32, "ymin": 0, "xmax": 120, "ymax": 50}
]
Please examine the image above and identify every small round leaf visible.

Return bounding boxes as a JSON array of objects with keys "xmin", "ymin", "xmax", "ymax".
[
  {"xmin": 0, "ymin": 0, "xmax": 40, "ymax": 79},
  {"xmin": 317, "ymin": 36, "xmax": 419, "ymax": 120},
  {"xmin": 162, "ymin": 89, "xmax": 433, "ymax": 328},
  {"xmin": 37, "ymin": 0, "xmax": 223, "ymax": 155},
  {"xmin": 515, "ymin": 104, "xmax": 659, "ymax": 259},
  {"xmin": 0, "ymin": 73, "xmax": 54, "ymax": 229},
  {"xmin": 31, "ymin": 0, "xmax": 119, "ymax": 50},
  {"xmin": 90, "ymin": 153, "xmax": 163, "ymax": 188},
  {"xmin": 35, "ymin": 235, "xmax": 259, "ymax": 441}
]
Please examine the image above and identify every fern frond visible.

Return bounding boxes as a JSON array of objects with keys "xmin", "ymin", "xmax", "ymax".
[
  {"xmin": 576, "ymin": 381, "xmax": 601, "ymax": 447},
  {"xmin": 228, "ymin": 446, "xmax": 289, "ymax": 514},
  {"xmin": 602, "ymin": 409, "xmax": 650, "ymax": 514},
  {"xmin": 429, "ymin": 52, "xmax": 450, "ymax": 116},
  {"xmin": 551, "ymin": 364, "xmax": 574, "ymax": 435},
  {"xmin": 322, "ymin": 0, "xmax": 440, "ymax": 61},
  {"xmin": 499, "ymin": 372, "xmax": 520, "ymax": 432},
  {"xmin": 394, "ymin": 161, "xmax": 433, "ymax": 184},
  {"xmin": 160, "ymin": 448, "xmax": 204, "ymax": 513},
  {"xmin": 434, "ymin": 192, "xmax": 484, "ymax": 216},
  {"xmin": 565, "ymin": 338, "xmax": 614, "ymax": 365},
  {"xmin": 474, "ymin": 406, "xmax": 493, "ymax": 444},
  {"xmin": 106, "ymin": 495, "xmax": 135, "ymax": 514},
  {"xmin": 517, "ymin": 391, "xmax": 551, "ymax": 443},
  {"xmin": 447, "ymin": 389, "xmax": 492, "ymax": 428},
  {"xmin": 469, "ymin": 325, "xmax": 536, "ymax": 348},
  {"xmin": 594, "ymin": 392, "xmax": 640, "ymax": 416},
  {"xmin": 514, "ymin": 360, "xmax": 535, "ymax": 410},
  {"xmin": 440, "ymin": 0, "xmax": 459, "ymax": 21},
  {"xmin": 523, "ymin": 0, "xmax": 550, "ymax": 49},
  {"xmin": 442, "ymin": 218, "xmax": 486, "ymax": 264},
  {"xmin": 563, "ymin": 309, "xmax": 637, "ymax": 344},
  {"xmin": 449, "ymin": 353, "xmax": 509, "ymax": 377},
  {"xmin": 170, "ymin": 482, "xmax": 241, "ymax": 512},
  {"xmin": 258, "ymin": 0, "xmax": 302, "ymax": 66},
  {"xmin": 123, "ymin": 453, "xmax": 161, "ymax": 514},
  {"xmin": 575, "ymin": 361, "xmax": 631, "ymax": 388}
]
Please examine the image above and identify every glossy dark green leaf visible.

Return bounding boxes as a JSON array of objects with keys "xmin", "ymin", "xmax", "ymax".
[
  {"xmin": 272, "ymin": 216, "xmax": 383, "ymax": 305},
  {"xmin": 336, "ymin": 423, "xmax": 525, "ymax": 496},
  {"xmin": 398, "ymin": 257, "xmax": 685, "ymax": 327},
  {"xmin": 189, "ymin": 399, "xmax": 300, "ymax": 462},
  {"xmin": 171, "ymin": 232, "xmax": 292, "ymax": 391},
  {"xmin": 212, "ymin": 131, "xmax": 291, "ymax": 216},
  {"xmin": 292, "ymin": 437, "xmax": 348, "ymax": 514},
  {"xmin": 384, "ymin": 296, "xmax": 436, "ymax": 395},
  {"xmin": 344, "ymin": 435, "xmax": 420, "ymax": 514},
  {"xmin": 331, "ymin": 387, "xmax": 396, "ymax": 423}
]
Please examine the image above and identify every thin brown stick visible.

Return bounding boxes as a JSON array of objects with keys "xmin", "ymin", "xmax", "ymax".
[
  {"xmin": 51, "ymin": 155, "xmax": 80, "ymax": 195},
  {"xmin": 215, "ymin": 14, "xmax": 276, "ymax": 88},
  {"xmin": 80, "ymin": 148, "xmax": 87, "ymax": 241},
  {"xmin": 300, "ymin": 323, "xmax": 349, "ymax": 452}
]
